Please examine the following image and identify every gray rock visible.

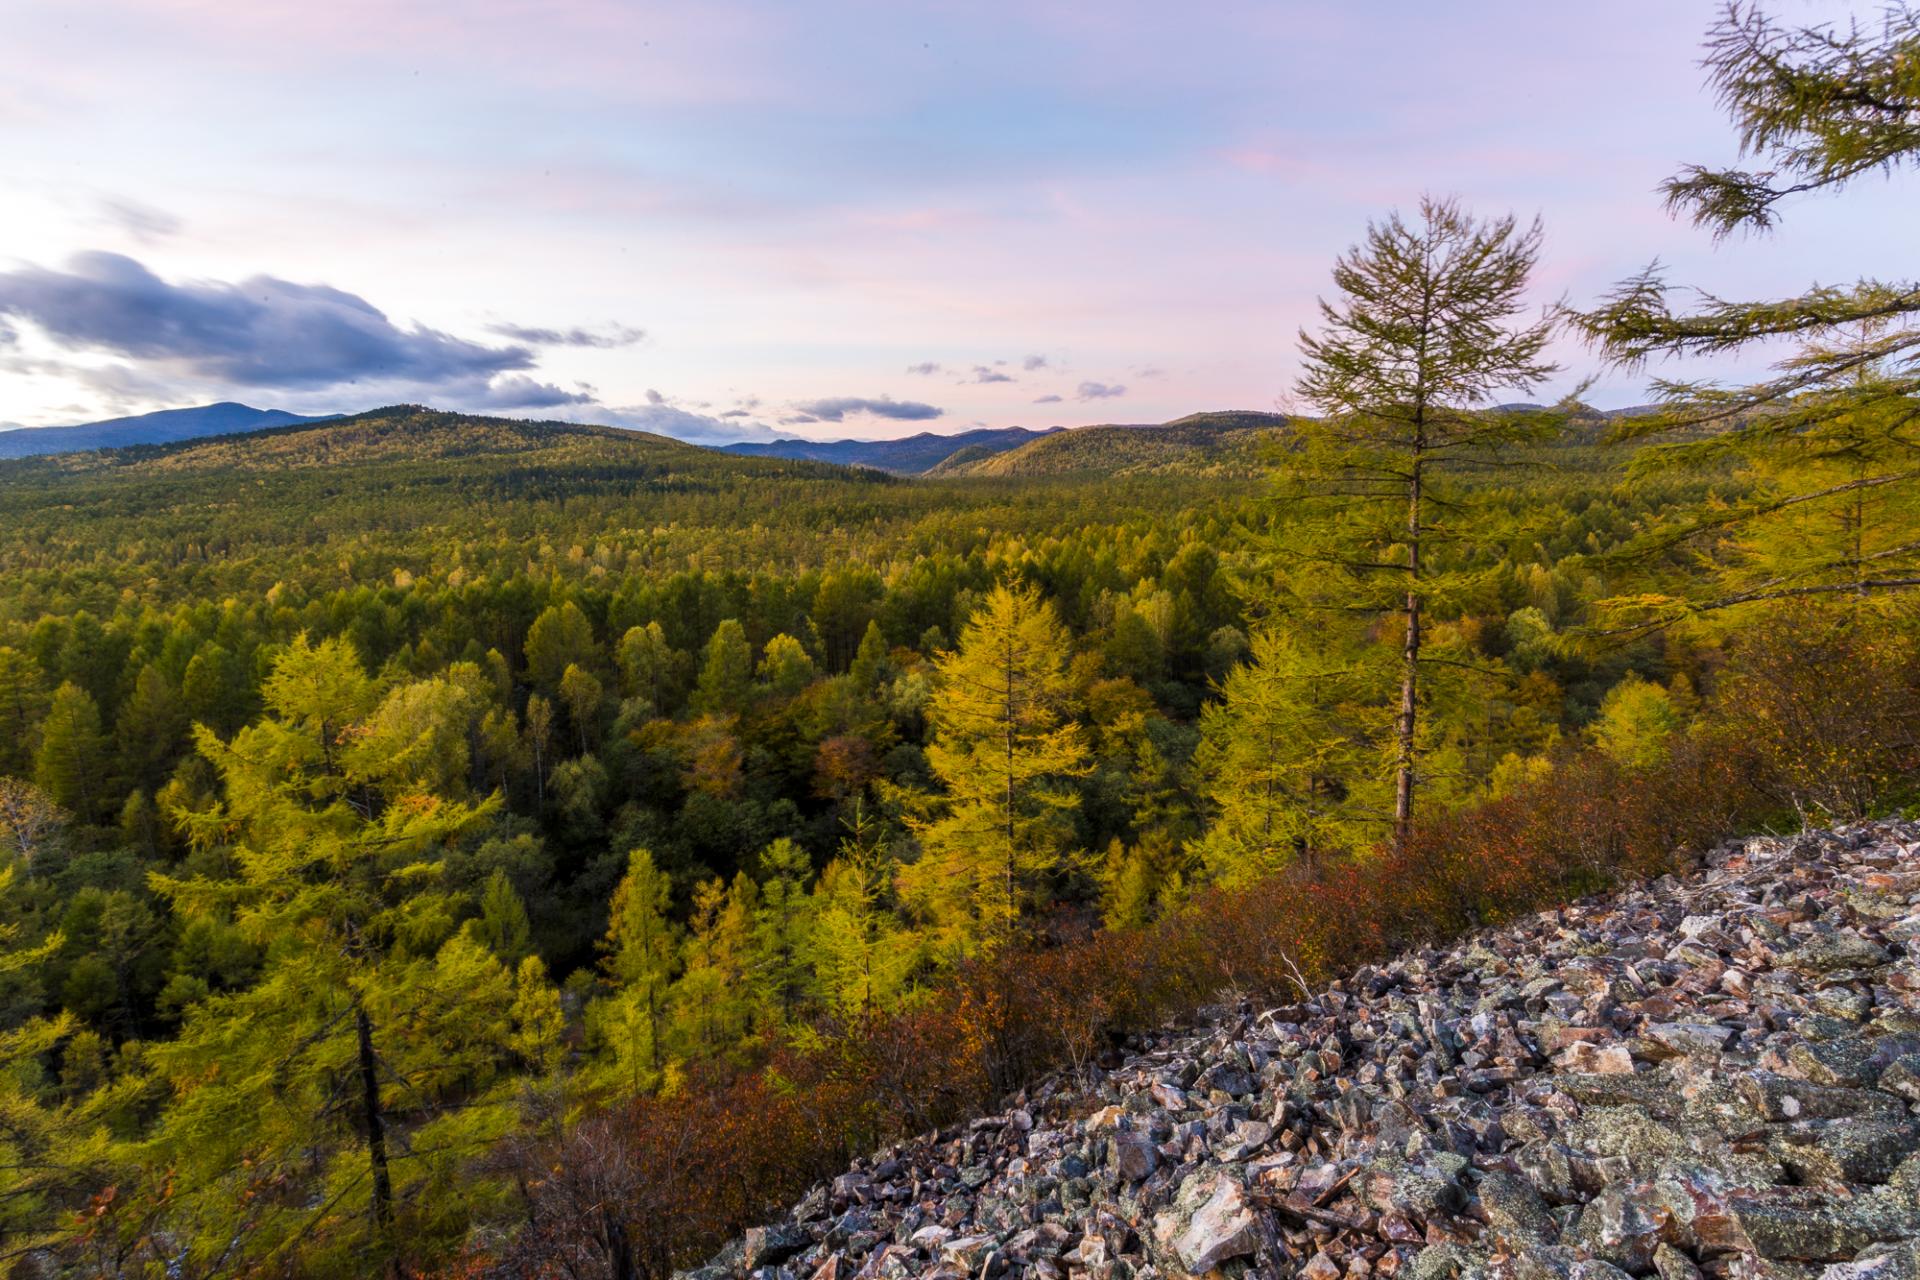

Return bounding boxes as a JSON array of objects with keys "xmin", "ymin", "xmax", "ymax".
[{"xmin": 1150, "ymin": 1174, "xmax": 1260, "ymax": 1274}]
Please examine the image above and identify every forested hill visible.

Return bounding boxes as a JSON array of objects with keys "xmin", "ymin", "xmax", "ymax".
[
  {"xmin": 0, "ymin": 401, "xmax": 333, "ymax": 459},
  {"xmin": 932, "ymin": 409, "xmax": 1289, "ymax": 477},
  {"xmin": 719, "ymin": 425, "xmax": 1061, "ymax": 473}
]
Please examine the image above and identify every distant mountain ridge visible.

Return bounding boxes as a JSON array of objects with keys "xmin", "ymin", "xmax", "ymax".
[
  {"xmin": 932, "ymin": 409, "xmax": 1289, "ymax": 478},
  {"xmin": 720, "ymin": 426, "xmax": 1063, "ymax": 474},
  {"xmin": 0, "ymin": 402, "xmax": 335, "ymax": 459}
]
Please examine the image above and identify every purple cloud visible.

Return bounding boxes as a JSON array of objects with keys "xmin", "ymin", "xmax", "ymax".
[
  {"xmin": 1077, "ymin": 381, "xmax": 1126, "ymax": 401},
  {"xmin": 791, "ymin": 395, "xmax": 942, "ymax": 423}
]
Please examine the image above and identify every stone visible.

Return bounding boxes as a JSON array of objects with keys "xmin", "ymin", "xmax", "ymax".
[
  {"xmin": 1646, "ymin": 1022, "xmax": 1738, "ymax": 1057},
  {"xmin": 743, "ymin": 1224, "xmax": 812, "ymax": 1271},
  {"xmin": 1570, "ymin": 1183, "xmax": 1672, "ymax": 1272},
  {"xmin": 1151, "ymin": 1175, "xmax": 1260, "ymax": 1274},
  {"xmin": 1785, "ymin": 930, "xmax": 1891, "ymax": 974},
  {"xmin": 1479, "ymin": 1169, "xmax": 1560, "ymax": 1246},
  {"xmin": 1110, "ymin": 1127, "xmax": 1157, "ymax": 1183}
]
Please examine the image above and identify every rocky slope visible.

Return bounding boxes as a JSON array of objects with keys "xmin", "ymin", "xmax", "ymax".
[{"xmin": 685, "ymin": 820, "xmax": 1920, "ymax": 1280}]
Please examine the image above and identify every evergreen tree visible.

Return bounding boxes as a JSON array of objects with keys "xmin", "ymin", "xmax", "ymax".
[
  {"xmin": 806, "ymin": 806, "xmax": 916, "ymax": 1016},
  {"xmin": 115, "ymin": 663, "xmax": 186, "ymax": 794},
  {"xmin": 617, "ymin": 620, "xmax": 680, "ymax": 713},
  {"xmin": 1591, "ymin": 674, "xmax": 1683, "ymax": 769},
  {"xmin": 1285, "ymin": 197, "xmax": 1559, "ymax": 849},
  {"xmin": 469, "ymin": 868, "xmax": 535, "ymax": 966},
  {"xmin": 752, "ymin": 837, "xmax": 814, "ymax": 1028},
  {"xmin": 759, "ymin": 634, "xmax": 817, "ymax": 698},
  {"xmin": 0, "ymin": 646, "xmax": 45, "ymax": 777},
  {"xmin": 900, "ymin": 584, "xmax": 1091, "ymax": 952}
]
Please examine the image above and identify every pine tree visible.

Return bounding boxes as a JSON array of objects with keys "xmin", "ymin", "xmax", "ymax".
[
  {"xmin": 806, "ymin": 807, "xmax": 917, "ymax": 1016},
  {"xmin": 469, "ymin": 868, "xmax": 534, "ymax": 966},
  {"xmin": 1285, "ymin": 197, "xmax": 1559, "ymax": 850},
  {"xmin": 1590, "ymin": 674, "xmax": 1683, "ymax": 769},
  {"xmin": 0, "ymin": 646, "xmax": 45, "ymax": 777},
  {"xmin": 900, "ymin": 584, "xmax": 1091, "ymax": 952},
  {"xmin": 617, "ymin": 620, "xmax": 680, "ymax": 713},
  {"xmin": 524, "ymin": 601, "xmax": 598, "ymax": 692},
  {"xmin": 670, "ymin": 873, "xmax": 755, "ymax": 1055},
  {"xmin": 759, "ymin": 634, "xmax": 817, "ymax": 698},
  {"xmin": 115, "ymin": 663, "xmax": 186, "ymax": 794}
]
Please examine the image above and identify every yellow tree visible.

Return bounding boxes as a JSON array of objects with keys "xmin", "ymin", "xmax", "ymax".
[
  {"xmin": 146, "ymin": 635, "xmax": 504, "ymax": 1272},
  {"xmin": 901, "ymin": 584, "xmax": 1090, "ymax": 953}
]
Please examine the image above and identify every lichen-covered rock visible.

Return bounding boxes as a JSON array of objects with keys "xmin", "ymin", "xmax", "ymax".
[{"xmin": 695, "ymin": 822, "xmax": 1920, "ymax": 1280}]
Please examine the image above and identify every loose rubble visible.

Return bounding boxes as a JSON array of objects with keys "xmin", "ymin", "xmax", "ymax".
[{"xmin": 685, "ymin": 821, "xmax": 1920, "ymax": 1280}]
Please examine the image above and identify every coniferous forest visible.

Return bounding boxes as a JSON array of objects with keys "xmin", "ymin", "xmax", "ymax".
[{"xmin": 3, "ymin": 6, "xmax": 1920, "ymax": 1278}]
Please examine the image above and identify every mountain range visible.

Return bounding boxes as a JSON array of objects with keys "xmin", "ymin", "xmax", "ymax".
[{"xmin": 0, "ymin": 401, "xmax": 337, "ymax": 459}]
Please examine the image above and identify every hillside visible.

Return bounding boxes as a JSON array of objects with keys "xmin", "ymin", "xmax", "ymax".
[
  {"xmin": 720, "ymin": 426, "xmax": 1061, "ymax": 473},
  {"xmin": 700, "ymin": 819, "xmax": 1920, "ymax": 1280},
  {"xmin": 0, "ymin": 404, "xmax": 1265, "ymax": 618},
  {"xmin": 933, "ymin": 410, "xmax": 1288, "ymax": 478},
  {"xmin": 0, "ymin": 401, "xmax": 335, "ymax": 459}
]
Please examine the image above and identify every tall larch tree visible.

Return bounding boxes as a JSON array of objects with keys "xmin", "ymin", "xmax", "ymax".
[
  {"xmin": 1285, "ymin": 196, "xmax": 1559, "ymax": 850},
  {"xmin": 1571, "ymin": 2, "xmax": 1920, "ymax": 627},
  {"xmin": 147, "ymin": 634, "xmax": 503, "ymax": 1271},
  {"xmin": 901, "ymin": 583, "xmax": 1090, "ymax": 953}
]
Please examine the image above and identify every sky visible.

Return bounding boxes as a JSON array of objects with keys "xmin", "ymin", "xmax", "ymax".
[{"xmin": 0, "ymin": 0, "xmax": 1911, "ymax": 444}]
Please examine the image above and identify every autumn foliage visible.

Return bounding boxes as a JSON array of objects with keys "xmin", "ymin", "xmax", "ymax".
[{"xmin": 467, "ymin": 620, "xmax": 1920, "ymax": 1280}]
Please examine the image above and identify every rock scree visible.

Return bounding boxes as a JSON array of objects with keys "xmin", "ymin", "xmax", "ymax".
[{"xmin": 681, "ymin": 821, "xmax": 1920, "ymax": 1280}]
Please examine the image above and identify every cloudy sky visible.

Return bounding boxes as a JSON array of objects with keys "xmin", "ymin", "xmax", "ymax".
[{"xmin": 0, "ymin": 0, "xmax": 1909, "ymax": 443}]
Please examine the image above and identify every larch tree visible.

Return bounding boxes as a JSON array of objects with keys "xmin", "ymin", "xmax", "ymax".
[
  {"xmin": 146, "ymin": 634, "xmax": 503, "ymax": 1270},
  {"xmin": 593, "ymin": 846, "xmax": 680, "ymax": 1091},
  {"xmin": 901, "ymin": 583, "xmax": 1091, "ymax": 953},
  {"xmin": 1284, "ymin": 196, "xmax": 1560, "ymax": 851},
  {"xmin": 1571, "ymin": 2, "xmax": 1920, "ymax": 627},
  {"xmin": 751, "ymin": 837, "xmax": 814, "ymax": 1029},
  {"xmin": 33, "ymin": 682, "xmax": 108, "ymax": 822},
  {"xmin": 692, "ymin": 619, "xmax": 755, "ymax": 715},
  {"xmin": 1193, "ymin": 628, "xmax": 1378, "ymax": 882}
]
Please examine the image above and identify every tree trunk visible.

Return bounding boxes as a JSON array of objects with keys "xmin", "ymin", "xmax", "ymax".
[
  {"xmin": 1394, "ymin": 458, "xmax": 1422, "ymax": 853},
  {"xmin": 356, "ymin": 1005, "xmax": 395, "ymax": 1234}
]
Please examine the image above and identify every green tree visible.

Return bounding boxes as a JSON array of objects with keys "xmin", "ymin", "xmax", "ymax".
[
  {"xmin": 1590, "ymin": 674, "xmax": 1683, "ymax": 769},
  {"xmin": 901, "ymin": 584, "xmax": 1091, "ymax": 952},
  {"xmin": 524, "ymin": 601, "xmax": 598, "ymax": 692},
  {"xmin": 115, "ymin": 663, "xmax": 186, "ymax": 794},
  {"xmin": 0, "ymin": 647, "xmax": 45, "ymax": 777},
  {"xmin": 692, "ymin": 619, "xmax": 754, "ymax": 714},
  {"xmin": 752, "ymin": 837, "xmax": 814, "ymax": 1028},
  {"xmin": 468, "ymin": 868, "xmax": 534, "ymax": 966},
  {"xmin": 617, "ymin": 620, "xmax": 680, "ymax": 713},
  {"xmin": 147, "ymin": 635, "xmax": 501, "ymax": 1268},
  {"xmin": 1571, "ymin": 4, "xmax": 1920, "ymax": 623},
  {"xmin": 1285, "ymin": 197, "xmax": 1559, "ymax": 849},
  {"xmin": 759, "ymin": 633, "xmax": 817, "ymax": 698},
  {"xmin": 34, "ymin": 682, "xmax": 109, "ymax": 821},
  {"xmin": 594, "ymin": 847, "xmax": 679, "ymax": 1090},
  {"xmin": 1193, "ymin": 629, "xmax": 1379, "ymax": 881}
]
